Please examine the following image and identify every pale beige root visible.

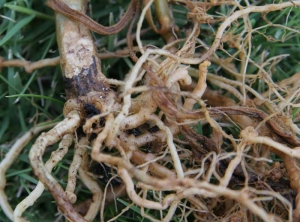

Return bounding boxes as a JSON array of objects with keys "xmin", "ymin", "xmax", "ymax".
[
  {"xmin": 100, "ymin": 178, "xmax": 126, "ymax": 222},
  {"xmin": 166, "ymin": 66, "xmax": 192, "ymax": 89},
  {"xmin": 219, "ymin": 141, "xmax": 247, "ymax": 188},
  {"xmin": 147, "ymin": 115, "xmax": 184, "ymax": 178},
  {"xmin": 92, "ymin": 113, "xmax": 115, "ymax": 153},
  {"xmin": 205, "ymin": 73, "xmax": 264, "ymax": 101},
  {"xmin": 240, "ymin": 126, "xmax": 300, "ymax": 158},
  {"xmin": 65, "ymin": 137, "xmax": 89, "ymax": 203},
  {"xmin": 92, "ymin": 152, "xmax": 282, "ymax": 221},
  {"xmin": 258, "ymin": 72, "xmax": 300, "ymax": 105},
  {"xmin": 14, "ymin": 134, "xmax": 73, "ymax": 222},
  {"xmin": 183, "ymin": 61, "xmax": 210, "ymax": 111},
  {"xmin": 0, "ymin": 57, "xmax": 60, "ymax": 73},
  {"xmin": 117, "ymin": 167, "xmax": 170, "ymax": 210},
  {"xmin": 119, "ymin": 105, "xmax": 156, "ymax": 131},
  {"xmin": 106, "ymin": 49, "xmax": 156, "ymax": 143},
  {"xmin": 143, "ymin": 0, "xmax": 178, "ymax": 46},
  {"xmin": 0, "ymin": 123, "xmax": 56, "ymax": 221},
  {"xmin": 198, "ymin": 1, "xmax": 300, "ymax": 63},
  {"xmin": 120, "ymin": 86, "xmax": 157, "ymax": 130},
  {"xmin": 106, "ymin": 45, "xmax": 210, "ymax": 145},
  {"xmin": 117, "ymin": 131, "xmax": 177, "ymax": 179},
  {"xmin": 268, "ymin": 150, "xmax": 300, "ymax": 221},
  {"xmin": 78, "ymin": 149, "xmax": 103, "ymax": 221},
  {"xmin": 131, "ymin": 149, "xmax": 177, "ymax": 179},
  {"xmin": 66, "ymin": 137, "xmax": 89, "ymax": 204},
  {"xmin": 208, "ymin": 78, "xmax": 245, "ymax": 102},
  {"xmin": 165, "ymin": 66, "xmax": 192, "ymax": 106},
  {"xmin": 136, "ymin": 0, "xmax": 154, "ymax": 54},
  {"xmin": 0, "ymin": 48, "xmax": 142, "ymax": 74},
  {"xmin": 29, "ymin": 110, "xmax": 84, "ymax": 221},
  {"xmin": 142, "ymin": 201, "xmax": 179, "ymax": 222}
]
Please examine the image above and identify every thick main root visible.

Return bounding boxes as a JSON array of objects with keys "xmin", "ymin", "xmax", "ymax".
[{"xmin": 1, "ymin": 0, "xmax": 300, "ymax": 222}]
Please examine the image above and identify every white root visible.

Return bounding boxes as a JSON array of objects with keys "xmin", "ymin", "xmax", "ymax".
[
  {"xmin": 14, "ymin": 134, "xmax": 74, "ymax": 221},
  {"xmin": 91, "ymin": 150, "xmax": 283, "ymax": 221},
  {"xmin": 118, "ymin": 167, "xmax": 170, "ymax": 210},
  {"xmin": 29, "ymin": 110, "xmax": 85, "ymax": 222},
  {"xmin": 79, "ymin": 151, "xmax": 103, "ymax": 221},
  {"xmin": 0, "ymin": 123, "xmax": 56, "ymax": 221},
  {"xmin": 148, "ymin": 115, "xmax": 184, "ymax": 178},
  {"xmin": 198, "ymin": 1, "xmax": 300, "ymax": 62},
  {"xmin": 136, "ymin": 0, "xmax": 154, "ymax": 54},
  {"xmin": 183, "ymin": 61, "xmax": 210, "ymax": 111},
  {"xmin": 65, "ymin": 137, "xmax": 89, "ymax": 203},
  {"xmin": 219, "ymin": 142, "xmax": 246, "ymax": 188},
  {"xmin": 241, "ymin": 126, "xmax": 300, "ymax": 158},
  {"xmin": 166, "ymin": 66, "xmax": 192, "ymax": 89}
]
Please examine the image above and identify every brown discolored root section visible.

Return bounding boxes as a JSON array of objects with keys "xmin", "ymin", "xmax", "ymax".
[
  {"xmin": 63, "ymin": 55, "xmax": 111, "ymax": 99},
  {"xmin": 54, "ymin": 0, "xmax": 112, "ymax": 101}
]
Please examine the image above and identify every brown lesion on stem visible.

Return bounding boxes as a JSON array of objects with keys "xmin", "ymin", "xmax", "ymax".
[
  {"xmin": 27, "ymin": 0, "xmax": 116, "ymax": 220},
  {"xmin": 51, "ymin": 0, "xmax": 140, "ymax": 100},
  {"xmin": 63, "ymin": 55, "xmax": 110, "ymax": 99},
  {"xmin": 55, "ymin": 0, "xmax": 111, "ymax": 100}
]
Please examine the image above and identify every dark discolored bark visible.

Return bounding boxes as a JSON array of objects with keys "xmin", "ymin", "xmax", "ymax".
[{"xmin": 63, "ymin": 56, "xmax": 110, "ymax": 99}]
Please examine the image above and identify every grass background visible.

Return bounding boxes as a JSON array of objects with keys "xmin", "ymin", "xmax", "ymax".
[{"xmin": 1, "ymin": 0, "xmax": 300, "ymax": 221}]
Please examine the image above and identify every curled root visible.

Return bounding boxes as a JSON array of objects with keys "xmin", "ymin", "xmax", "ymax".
[
  {"xmin": 14, "ymin": 134, "xmax": 74, "ymax": 221},
  {"xmin": 29, "ymin": 111, "xmax": 83, "ymax": 221}
]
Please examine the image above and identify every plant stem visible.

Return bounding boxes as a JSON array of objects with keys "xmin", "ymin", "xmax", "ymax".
[{"xmin": 55, "ymin": 0, "xmax": 109, "ymax": 99}]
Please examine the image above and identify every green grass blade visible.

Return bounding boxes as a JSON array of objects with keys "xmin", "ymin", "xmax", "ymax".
[
  {"xmin": 0, "ymin": 115, "xmax": 9, "ymax": 141},
  {"xmin": 4, "ymin": 4, "xmax": 54, "ymax": 20},
  {"xmin": 292, "ymin": 107, "xmax": 300, "ymax": 120},
  {"xmin": 0, "ymin": 15, "xmax": 35, "ymax": 46},
  {"xmin": 19, "ymin": 173, "xmax": 38, "ymax": 184},
  {"xmin": 6, "ymin": 168, "xmax": 32, "ymax": 177},
  {"xmin": 118, "ymin": 198, "xmax": 141, "ymax": 214},
  {"xmin": 6, "ymin": 94, "xmax": 64, "ymax": 105}
]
